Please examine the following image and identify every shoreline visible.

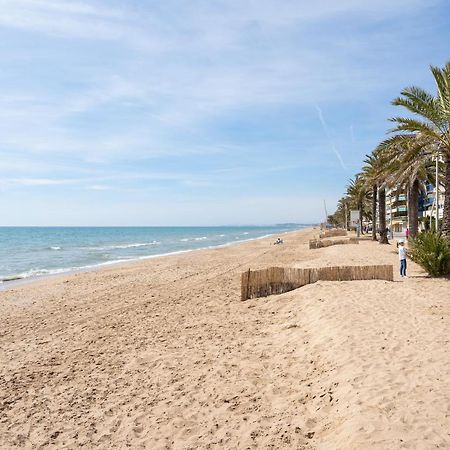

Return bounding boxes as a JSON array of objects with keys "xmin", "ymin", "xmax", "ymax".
[{"xmin": 0, "ymin": 227, "xmax": 310, "ymax": 292}]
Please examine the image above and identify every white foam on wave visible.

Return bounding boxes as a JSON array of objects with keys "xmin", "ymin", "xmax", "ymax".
[
  {"xmin": 112, "ymin": 241, "xmax": 160, "ymax": 249},
  {"xmin": 180, "ymin": 236, "xmax": 208, "ymax": 242},
  {"xmin": 12, "ymin": 267, "xmax": 73, "ymax": 279},
  {"xmin": 50, "ymin": 246, "xmax": 62, "ymax": 250},
  {"xmin": 7, "ymin": 257, "xmax": 137, "ymax": 281},
  {"xmin": 85, "ymin": 241, "xmax": 160, "ymax": 250}
]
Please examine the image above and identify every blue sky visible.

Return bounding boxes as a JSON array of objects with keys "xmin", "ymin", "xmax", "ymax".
[{"xmin": 0, "ymin": 0, "xmax": 449, "ymax": 226}]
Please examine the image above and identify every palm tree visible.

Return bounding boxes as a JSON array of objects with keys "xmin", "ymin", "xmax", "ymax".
[
  {"xmin": 377, "ymin": 134, "xmax": 437, "ymax": 238},
  {"xmin": 361, "ymin": 152, "xmax": 384, "ymax": 241},
  {"xmin": 328, "ymin": 196, "xmax": 349, "ymax": 228},
  {"xmin": 364, "ymin": 145, "xmax": 394, "ymax": 244},
  {"xmin": 390, "ymin": 62, "xmax": 450, "ymax": 237},
  {"xmin": 378, "ymin": 186, "xmax": 389, "ymax": 244},
  {"xmin": 337, "ymin": 196, "xmax": 350, "ymax": 229},
  {"xmin": 346, "ymin": 175, "xmax": 371, "ymax": 234}
]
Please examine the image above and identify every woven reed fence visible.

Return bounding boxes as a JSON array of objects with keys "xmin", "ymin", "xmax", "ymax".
[
  {"xmin": 319, "ymin": 229, "xmax": 347, "ymax": 238},
  {"xmin": 241, "ymin": 265, "xmax": 393, "ymax": 301},
  {"xmin": 309, "ymin": 238, "xmax": 359, "ymax": 249}
]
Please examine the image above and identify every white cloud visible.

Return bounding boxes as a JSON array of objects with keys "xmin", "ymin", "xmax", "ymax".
[
  {"xmin": 1, "ymin": 0, "xmax": 436, "ymax": 146},
  {"xmin": 0, "ymin": 0, "xmax": 137, "ymax": 40},
  {"xmin": 0, "ymin": 0, "xmax": 444, "ymax": 225},
  {"xmin": 7, "ymin": 177, "xmax": 78, "ymax": 186},
  {"xmin": 86, "ymin": 184, "xmax": 111, "ymax": 191}
]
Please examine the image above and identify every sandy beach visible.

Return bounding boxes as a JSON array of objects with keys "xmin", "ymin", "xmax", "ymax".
[{"xmin": 1, "ymin": 228, "xmax": 450, "ymax": 449}]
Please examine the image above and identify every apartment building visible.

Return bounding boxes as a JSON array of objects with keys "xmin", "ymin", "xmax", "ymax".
[
  {"xmin": 386, "ymin": 188, "xmax": 408, "ymax": 232},
  {"xmin": 421, "ymin": 183, "xmax": 445, "ymax": 222},
  {"xmin": 385, "ymin": 183, "xmax": 444, "ymax": 233}
]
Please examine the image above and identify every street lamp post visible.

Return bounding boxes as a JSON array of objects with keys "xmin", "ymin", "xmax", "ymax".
[
  {"xmin": 389, "ymin": 191, "xmax": 393, "ymax": 239},
  {"xmin": 345, "ymin": 203, "xmax": 348, "ymax": 230},
  {"xmin": 436, "ymin": 152, "xmax": 439, "ymax": 232}
]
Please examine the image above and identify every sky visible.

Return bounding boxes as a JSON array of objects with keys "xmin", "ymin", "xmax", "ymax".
[{"xmin": 0, "ymin": 0, "xmax": 449, "ymax": 226}]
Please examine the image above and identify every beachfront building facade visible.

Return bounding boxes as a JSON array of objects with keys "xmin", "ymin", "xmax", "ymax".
[
  {"xmin": 420, "ymin": 183, "xmax": 445, "ymax": 223},
  {"xmin": 386, "ymin": 188, "xmax": 408, "ymax": 233},
  {"xmin": 385, "ymin": 183, "xmax": 445, "ymax": 233}
]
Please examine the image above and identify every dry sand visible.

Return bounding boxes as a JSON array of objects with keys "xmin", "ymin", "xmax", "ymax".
[{"xmin": 1, "ymin": 228, "xmax": 450, "ymax": 449}]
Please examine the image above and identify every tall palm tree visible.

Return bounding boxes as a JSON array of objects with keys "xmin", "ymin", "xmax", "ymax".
[
  {"xmin": 337, "ymin": 196, "xmax": 350, "ymax": 229},
  {"xmin": 346, "ymin": 175, "xmax": 371, "ymax": 234},
  {"xmin": 328, "ymin": 196, "xmax": 349, "ymax": 228},
  {"xmin": 390, "ymin": 62, "xmax": 450, "ymax": 237},
  {"xmin": 361, "ymin": 152, "xmax": 384, "ymax": 241},
  {"xmin": 378, "ymin": 186, "xmax": 389, "ymax": 243},
  {"xmin": 365, "ymin": 144, "xmax": 394, "ymax": 244},
  {"xmin": 377, "ymin": 134, "xmax": 437, "ymax": 238}
]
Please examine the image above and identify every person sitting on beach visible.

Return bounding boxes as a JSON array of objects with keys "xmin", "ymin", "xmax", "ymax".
[
  {"xmin": 398, "ymin": 240, "xmax": 407, "ymax": 278},
  {"xmin": 274, "ymin": 237, "xmax": 283, "ymax": 245}
]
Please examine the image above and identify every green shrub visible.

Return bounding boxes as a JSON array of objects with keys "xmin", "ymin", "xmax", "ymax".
[{"xmin": 409, "ymin": 231, "xmax": 450, "ymax": 277}]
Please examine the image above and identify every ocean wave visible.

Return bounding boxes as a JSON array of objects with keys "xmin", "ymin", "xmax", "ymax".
[
  {"xmin": 4, "ymin": 267, "xmax": 72, "ymax": 281},
  {"xmin": 111, "ymin": 241, "xmax": 160, "ymax": 249},
  {"xmin": 49, "ymin": 246, "xmax": 62, "ymax": 250},
  {"xmin": 85, "ymin": 241, "xmax": 160, "ymax": 250},
  {"xmin": 2, "ymin": 257, "xmax": 136, "ymax": 281},
  {"xmin": 180, "ymin": 237, "xmax": 208, "ymax": 242}
]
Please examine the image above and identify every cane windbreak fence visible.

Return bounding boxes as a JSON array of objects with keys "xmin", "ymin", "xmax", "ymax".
[
  {"xmin": 319, "ymin": 229, "xmax": 347, "ymax": 238},
  {"xmin": 241, "ymin": 265, "xmax": 394, "ymax": 301},
  {"xmin": 309, "ymin": 238, "xmax": 359, "ymax": 249}
]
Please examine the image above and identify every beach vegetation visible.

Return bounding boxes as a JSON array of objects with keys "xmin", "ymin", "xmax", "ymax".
[{"xmin": 409, "ymin": 231, "xmax": 450, "ymax": 276}]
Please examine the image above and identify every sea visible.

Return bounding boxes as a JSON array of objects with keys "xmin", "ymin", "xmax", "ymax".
[{"xmin": 0, "ymin": 225, "xmax": 309, "ymax": 284}]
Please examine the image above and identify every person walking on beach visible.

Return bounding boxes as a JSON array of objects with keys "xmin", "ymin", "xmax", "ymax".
[{"xmin": 399, "ymin": 240, "xmax": 407, "ymax": 277}]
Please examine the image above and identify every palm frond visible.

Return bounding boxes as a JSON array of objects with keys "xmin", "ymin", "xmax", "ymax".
[
  {"xmin": 392, "ymin": 86, "xmax": 445, "ymax": 130},
  {"xmin": 388, "ymin": 117, "xmax": 444, "ymax": 144},
  {"xmin": 430, "ymin": 64, "xmax": 450, "ymax": 121}
]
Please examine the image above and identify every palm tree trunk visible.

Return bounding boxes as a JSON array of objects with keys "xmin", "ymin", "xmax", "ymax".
[
  {"xmin": 379, "ymin": 187, "xmax": 389, "ymax": 244},
  {"xmin": 372, "ymin": 184, "xmax": 377, "ymax": 241},
  {"xmin": 408, "ymin": 179, "xmax": 419, "ymax": 237},
  {"xmin": 442, "ymin": 154, "xmax": 450, "ymax": 238}
]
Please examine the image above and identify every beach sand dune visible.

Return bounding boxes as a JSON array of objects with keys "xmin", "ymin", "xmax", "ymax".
[{"xmin": 1, "ymin": 229, "xmax": 449, "ymax": 449}]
